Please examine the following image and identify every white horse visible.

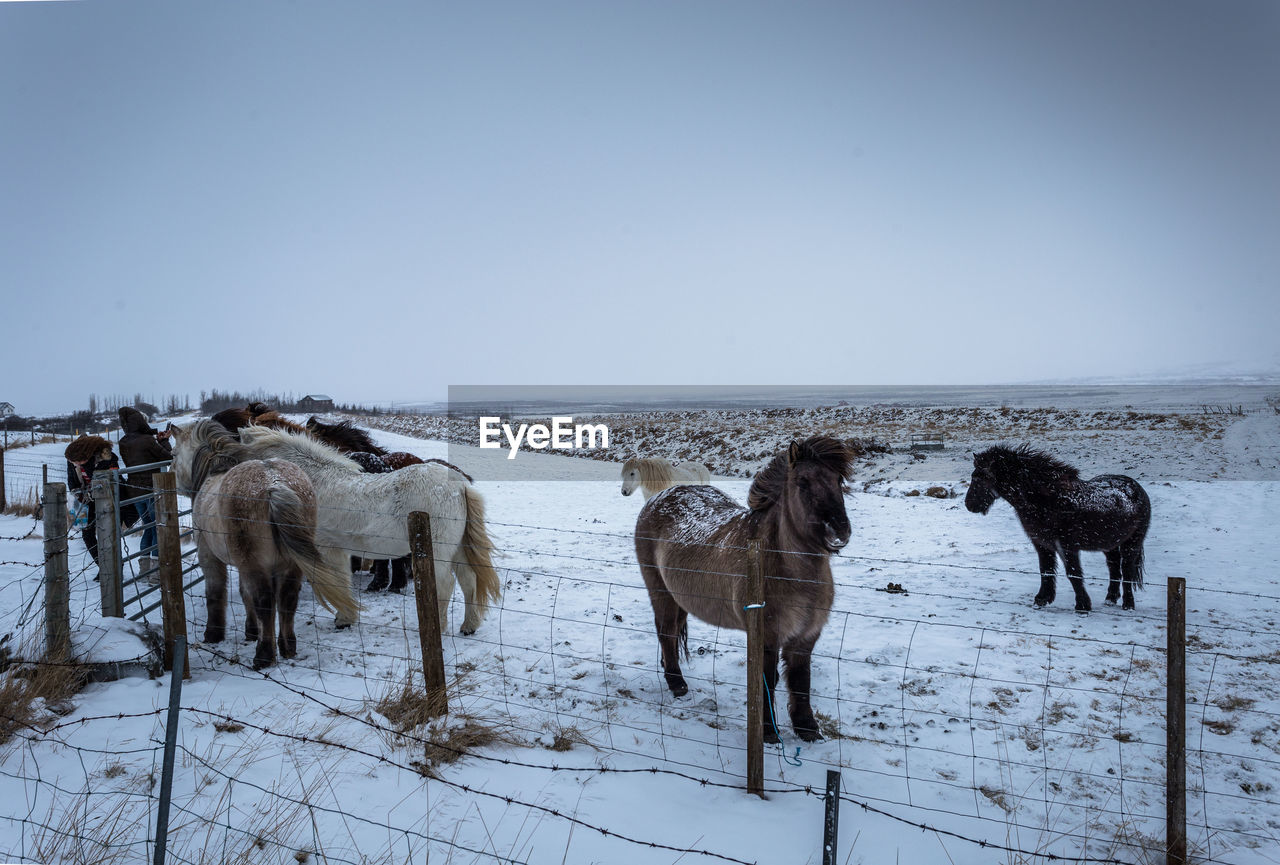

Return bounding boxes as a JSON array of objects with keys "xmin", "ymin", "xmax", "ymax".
[
  {"xmin": 620, "ymin": 457, "xmax": 712, "ymax": 500},
  {"xmin": 235, "ymin": 424, "xmax": 501, "ymax": 635}
]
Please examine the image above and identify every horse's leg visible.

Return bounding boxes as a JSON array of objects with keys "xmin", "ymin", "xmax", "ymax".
[
  {"xmin": 1103, "ymin": 549, "xmax": 1123, "ymax": 605},
  {"xmin": 277, "ymin": 567, "xmax": 301, "ymax": 660},
  {"xmin": 244, "ymin": 570, "xmax": 277, "ymax": 670},
  {"xmin": 366, "ymin": 559, "xmax": 390, "ymax": 592},
  {"xmin": 454, "ymin": 558, "xmax": 482, "ymax": 636},
  {"xmin": 1062, "ymin": 548, "xmax": 1091, "ymax": 612},
  {"xmin": 1032, "ymin": 542, "xmax": 1057, "ymax": 607},
  {"xmin": 389, "ymin": 556, "xmax": 410, "ymax": 594},
  {"xmin": 198, "ymin": 546, "xmax": 229, "ymax": 644},
  {"xmin": 349, "ymin": 555, "xmax": 363, "ymax": 575},
  {"xmin": 639, "ymin": 565, "xmax": 688, "ymax": 697},
  {"xmin": 761, "ymin": 641, "xmax": 782, "ymax": 744},
  {"xmin": 238, "ymin": 577, "xmax": 258, "ymax": 643},
  {"xmin": 781, "ymin": 633, "xmax": 822, "ymax": 742},
  {"xmin": 1119, "ymin": 537, "xmax": 1143, "ymax": 610}
]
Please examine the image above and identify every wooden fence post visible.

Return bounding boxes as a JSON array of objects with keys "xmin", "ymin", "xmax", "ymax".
[
  {"xmin": 92, "ymin": 471, "xmax": 123, "ymax": 617},
  {"xmin": 0, "ymin": 446, "xmax": 7, "ymax": 512},
  {"xmin": 409, "ymin": 511, "xmax": 448, "ymax": 719},
  {"xmin": 746, "ymin": 538, "xmax": 765, "ymax": 798},
  {"xmin": 1167, "ymin": 577, "xmax": 1187, "ymax": 865},
  {"xmin": 42, "ymin": 483, "xmax": 70, "ymax": 661},
  {"xmin": 154, "ymin": 472, "xmax": 188, "ymax": 677}
]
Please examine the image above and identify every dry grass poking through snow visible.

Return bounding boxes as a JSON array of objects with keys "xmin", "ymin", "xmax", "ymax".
[
  {"xmin": 0, "ymin": 657, "xmax": 88, "ymax": 748},
  {"xmin": 375, "ymin": 673, "xmax": 520, "ymax": 777}
]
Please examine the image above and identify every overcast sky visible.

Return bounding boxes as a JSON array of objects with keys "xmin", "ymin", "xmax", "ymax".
[{"xmin": 2, "ymin": 1, "xmax": 1277, "ymax": 415}]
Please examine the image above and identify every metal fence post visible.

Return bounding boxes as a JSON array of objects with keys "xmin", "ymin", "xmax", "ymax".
[
  {"xmin": 746, "ymin": 538, "xmax": 764, "ymax": 798},
  {"xmin": 153, "ymin": 634, "xmax": 186, "ymax": 865},
  {"xmin": 1167, "ymin": 577, "xmax": 1187, "ymax": 865},
  {"xmin": 410, "ymin": 511, "xmax": 448, "ymax": 719},
  {"xmin": 42, "ymin": 483, "xmax": 70, "ymax": 660},
  {"xmin": 823, "ymin": 769, "xmax": 841, "ymax": 865},
  {"xmin": 92, "ymin": 471, "xmax": 123, "ymax": 617},
  {"xmin": 154, "ymin": 472, "xmax": 188, "ymax": 676}
]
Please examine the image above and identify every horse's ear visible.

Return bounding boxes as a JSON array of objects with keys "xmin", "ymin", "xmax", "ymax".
[{"xmin": 788, "ymin": 441, "xmax": 801, "ymax": 465}]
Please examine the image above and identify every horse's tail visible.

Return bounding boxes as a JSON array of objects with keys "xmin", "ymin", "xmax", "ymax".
[
  {"xmin": 457, "ymin": 485, "xmax": 502, "ymax": 615},
  {"xmin": 1125, "ymin": 482, "xmax": 1151, "ymax": 591},
  {"xmin": 268, "ymin": 486, "xmax": 361, "ymax": 625}
]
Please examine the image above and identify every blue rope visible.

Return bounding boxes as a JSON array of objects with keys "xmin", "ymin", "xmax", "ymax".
[
  {"xmin": 742, "ymin": 602, "xmax": 802, "ymax": 766},
  {"xmin": 761, "ymin": 672, "xmax": 803, "ymax": 767}
]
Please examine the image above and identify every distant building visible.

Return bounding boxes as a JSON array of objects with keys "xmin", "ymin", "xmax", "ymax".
[
  {"xmin": 298, "ymin": 394, "xmax": 335, "ymax": 412},
  {"xmin": 0, "ymin": 402, "xmax": 14, "ymax": 417}
]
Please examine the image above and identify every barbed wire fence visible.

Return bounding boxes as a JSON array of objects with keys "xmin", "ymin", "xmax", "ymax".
[{"xmin": 2, "ymin": 482, "xmax": 1278, "ymax": 863}]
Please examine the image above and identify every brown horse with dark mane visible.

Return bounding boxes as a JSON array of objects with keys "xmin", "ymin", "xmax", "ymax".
[
  {"xmin": 306, "ymin": 417, "xmax": 387, "ymax": 455},
  {"xmin": 210, "ymin": 402, "xmax": 271, "ymax": 435},
  {"xmin": 634, "ymin": 436, "xmax": 853, "ymax": 742},
  {"xmin": 212, "ymin": 403, "xmax": 306, "ymax": 437},
  {"xmin": 965, "ymin": 444, "xmax": 1150, "ymax": 611},
  {"xmin": 305, "ymin": 416, "xmax": 473, "ymax": 478}
]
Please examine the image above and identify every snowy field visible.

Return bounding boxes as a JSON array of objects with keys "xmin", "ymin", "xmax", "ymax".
[{"xmin": 1, "ymin": 403, "xmax": 1278, "ymax": 864}]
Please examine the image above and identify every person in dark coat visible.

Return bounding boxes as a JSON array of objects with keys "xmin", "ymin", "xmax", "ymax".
[
  {"xmin": 117, "ymin": 407, "xmax": 172, "ymax": 578},
  {"xmin": 65, "ymin": 435, "xmax": 120, "ymax": 572}
]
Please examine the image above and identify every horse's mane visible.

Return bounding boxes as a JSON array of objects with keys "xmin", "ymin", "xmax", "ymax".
[
  {"xmin": 625, "ymin": 458, "xmax": 675, "ymax": 489},
  {"xmin": 210, "ymin": 402, "xmax": 274, "ymax": 435},
  {"xmin": 238, "ymin": 424, "xmax": 362, "ymax": 472},
  {"xmin": 252, "ymin": 411, "xmax": 307, "ymax": 434},
  {"xmin": 306, "ymin": 416, "xmax": 388, "ymax": 456},
  {"xmin": 183, "ymin": 420, "xmax": 243, "ymax": 492},
  {"xmin": 425, "ymin": 458, "xmax": 474, "ymax": 483},
  {"xmin": 748, "ymin": 436, "xmax": 854, "ymax": 512},
  {"xmin": 982, "ymin": 444, "xmax": 1080, "ymax": 483}
]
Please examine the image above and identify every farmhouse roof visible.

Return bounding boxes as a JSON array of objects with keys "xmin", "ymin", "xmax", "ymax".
[{"xmin": 304, "ymin": 394, "xmax": 332, "ymax": 401}]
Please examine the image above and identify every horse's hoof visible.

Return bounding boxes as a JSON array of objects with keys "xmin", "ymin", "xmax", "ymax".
[
  {"xmin": 1105, "ymin": 596, "xmax": 1119, "ymax": 605},
  {"xmin": 1122, "ymin": 599, "xmax": 1135, "ymax": 611},
  {"xmin": 203, "ymin": 628, "xmax": 224, "ymax": 644},
  {"xmin": 794, "ymin": 723, "xmax": 823, "ymax": 743},
  {"xmin": 764, "ymin": 728, "xmax": 781, "ymax": 745},
  {"xmin": 667, "ymin": 680, "xmax": 689, "ymax": 698},
  {"xmin": 459, "ymin": 626, "xmax": 476, "ymax": 636},
  {"xmin": 1033, "ymin": 596, "xmax": 1051, "ymax": 607}
]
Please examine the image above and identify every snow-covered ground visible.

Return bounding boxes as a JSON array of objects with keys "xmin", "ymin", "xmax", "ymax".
[{"xmin": 1, "ymin": 405, "xmax": 1278, "ymax": 864}]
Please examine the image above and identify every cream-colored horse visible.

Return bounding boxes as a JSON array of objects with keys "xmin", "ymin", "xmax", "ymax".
[{"xmin": 620, "ymin": 457, "xmax": 712, "ymax": 500}]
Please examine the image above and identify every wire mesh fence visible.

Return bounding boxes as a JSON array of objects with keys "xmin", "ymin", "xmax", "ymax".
[{"xmin": 2, "ymin": 482, "xmax": 1279, "ymax": 863}]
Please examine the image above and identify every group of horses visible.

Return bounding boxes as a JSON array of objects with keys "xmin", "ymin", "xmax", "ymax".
[
  {"xmin": 169, "ymin": 412, "xmax": 499, "ymax": 669},
  {"xmin": 170, "ymin": 407, "xmax": 1151, "ymax": 748},
  {"xmin": 618, "ymin": 443, "xmax": 1149, "ymax": 743}
]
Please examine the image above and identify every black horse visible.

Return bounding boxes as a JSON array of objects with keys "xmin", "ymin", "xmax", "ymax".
[{"xmin": 965, "ymin": 445, "xmax": 1150, "ymax": 611}]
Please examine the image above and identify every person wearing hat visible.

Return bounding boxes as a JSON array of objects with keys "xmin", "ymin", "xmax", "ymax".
[
  {"xmin": 117, "ymin": 407, "xmax": 173, "ymax": 581},
  {"xmin": 64, "ymin": 435, "xmax": 120, "ymax": 574}
]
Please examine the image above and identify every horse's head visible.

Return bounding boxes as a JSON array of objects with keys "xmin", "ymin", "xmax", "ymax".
[
  {"xmin": 620, "ymin": 460, "xmax": 641, "ymax": 496},
  {"xmin": 169, "ymin": 420, "xmax": 240, "ymax": 495},
  {"xmin": 965, "ymin": 449, "xmax": 1001, "ymax": 515},
  {"xmin": 753, "ymin": 437, "xmax": 852, "ymax": 553},
  {"xmin": 167, "ymin": 422, "xmax": 197, "ymax": 494}
]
